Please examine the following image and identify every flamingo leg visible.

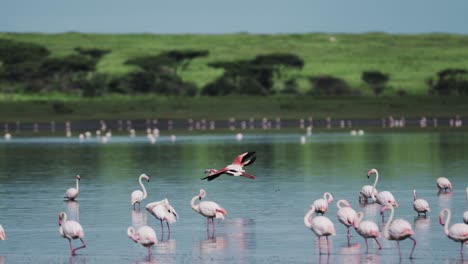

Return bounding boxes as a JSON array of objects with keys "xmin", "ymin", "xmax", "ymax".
[
  {"xmin": 212, "ymin": 218, "xmax": 216, "ymax": 238},
  {"xmin": 409, "ymin": 236, "xmax": 417, "ymax": 259},
  {"xmin": 148, "ymin": 245, "xmax": 152, "ymax": 256},
  {"xmin": 317, "ymin": 237, "xmax": 321, "ymax": 255},
  {"xmin": 167, "ymin": 221, "xmax": 171, "ymax": 233},
  {"xmin": 374, "ymin": 237, "xmax": 382, "ymax": 250},
  {"xmin": 71, "ymin": 238, "xmax": 86, "ymax": 256},
  {"xmin": 365, "ymin": 238, "xmax": 369, "ymax": 253},
  {"xmin": 397, "ymin": 241, "xmax": 402, "ymax": 259},
  {"xmin": 326, "ymin": 236, "xmax": 331, "ymax": 255},
  {"xmin": 461, "ymin": 242, "xmax": 464, "ymax": 259},
  {"xmin": 67, "ymin": 238, "xmax": 73, "ymax": 255}
]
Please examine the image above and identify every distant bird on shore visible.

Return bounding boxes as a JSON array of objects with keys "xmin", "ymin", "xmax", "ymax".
[
  {"xmin": 439, "ymin": 208, "xmax": 468, "ymax": 257},
  {"xmin": 413, "ymin": 189, "xmax": 430, "ymax": 216},
  {"xmin": 304, "ymin": 205, "xmax": 336, "ymax": 255},
  {"xmin": 127, "ymin": 226, "xmax": 157, "ymax": 256},
  {"xmin": 191, "ymin": 189, "xmax": 227, "ymax": 236},
  {"xmin": 64, "ymin": 175, "xmax": 80, "ymax": 201},
  {"xmin": 201, "ymin": 152, "xmax": 256, "ymax": 181},
  {"xmin": 58, "ymin": 212, "xmax": 86, "ymax": 256},
  {"xmin": 436, "ymin": 177, "xmax": 452, "ymax": 192},
  {"xmin": 131, "ymin": 174, "xmax": 150, "ymax": 210}
]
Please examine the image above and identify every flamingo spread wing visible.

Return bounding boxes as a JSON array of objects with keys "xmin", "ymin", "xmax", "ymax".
[
  {"xmin": 232, "ymin": 152, "xmax": 256, "ymax": 166},
  {"xmin": 200, "ymin": 168, "xmax": 229, "ymax": 181}
]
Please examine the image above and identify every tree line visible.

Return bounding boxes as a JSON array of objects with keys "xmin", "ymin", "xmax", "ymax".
[{"xmin": 1, "ymin": 38, "xmax": 467, "ymax": 97}]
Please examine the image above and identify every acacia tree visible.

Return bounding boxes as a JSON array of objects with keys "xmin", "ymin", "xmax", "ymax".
[{"xmin": 361, "ymin": 71, "xmax": 389, "ymax": 96}]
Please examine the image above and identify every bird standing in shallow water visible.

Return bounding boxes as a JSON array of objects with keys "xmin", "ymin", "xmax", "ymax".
[
  {"xmin": 64, "ymin": 175, "xmax": 80, "ymax": 201},
  {"xmin": 413, "ymin": 189, "xmax": 430, "ymax": 216},
  {"xmin": 146, "ymin": 198, "xmax": 178, "ymax": 240},
  {"xmin": 191, "ymin": 189, "xmax": 227, "ymax": 238},
  {"xmin": 336, "ymin": 200, "xmax": 356, "ymax": 240},
  {"xmin": 353, "ymin": 212, "xmax": 382, "ymax": 252},
  {"xmin": 201, "ymin": 152, "xmax": 256, "ymax": 181},
  {"xmin": 131, "ymin": 174, "xmax": 150, "ymax": 210},
  {"xmin": 381, "ymin": 204, "xmax": 417, "ymax": 259},
  {"xmin": 313, "ymin": 192, "xmax": 334, "ymax": 215},
  {"xmin": 304, "ymin": 205, "xmax": 336, "ymax": 255},
  {"xmin": 439, "ymin": 208, "xmax": 468, "ymax": 258},
  {"xmin": 127, "ymin": 226, "xmax": 158, "ymax": 256},
  {"xmin": 436, "ymin": 177, "xmax": 452, "ymax": 192},
  {"xmin": 58, "ymin": 212, "xmax": 86, "ymax": 256}
]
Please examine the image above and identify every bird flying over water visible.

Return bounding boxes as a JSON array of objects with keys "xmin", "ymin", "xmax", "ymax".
[{"xmin": 201, "ymin": 152, "xmax": 256, "ymax": 181}]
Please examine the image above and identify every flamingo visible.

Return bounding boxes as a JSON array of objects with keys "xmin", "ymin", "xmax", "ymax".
[
  {"xmin": 304, "ymin": 205, "xmax": 336, "ymax": 255},
  {"xmin": 127, "ymin": 226, "xmax": 158, "ymax": 256},
  {"xmin": 464, "ymin": 187, "xmax": 468, "ymax": 224},
  {"xmin": 436, "ymin": 177, "xmax": 452, "ymax": 192},
  {"xmin": 191, "ymin": 189, "xmax": 227, "ymax": 236},
  {"xmin": 353, "ymin": 212, "xmax": 382, "ymax": 252},
  {"xmin": 381, "ymin": 204, "xmax": 417, "ymax": 259},
  {"xmin": 64, "ymin": 175, "xmax": 80, "ymax": 201},
  {"xmin": 439, "ymin": 208, "xmax": 468, "ymax": 257},
  {"xmin": 336, "ymin": 200, "xmax": 356, "ymax": 239},
  {"xmin": 0, "ymin": 224, "xmax": 5, "ymax": 240},
  {"xmin": 413, "ymin": 189, "xmax": 430, "ymax": 216},
  {"xmin": 201, "ymin": 152, "xmax": 256, "ymax": 181},
  {"xmin": 58, "ymin": 212, "xmax": 86, "ymax": 256},
  {"xmin": 131, "ymin": 174, "xmax": 150, "ymax": 210},
  {"xmin": 146, "ymin": 198, "xmax": 179, "ymax": 238},
  {"xmin": 312, "ymin": 192, "xmax": 334, "ymax": 215},
  {"xmin": 367, "ymin": 169, "xmax": 398, "ymax": 208},
  {"xmin": 359, "ymin": 181, "xmax": 378, "ymax": 203}
]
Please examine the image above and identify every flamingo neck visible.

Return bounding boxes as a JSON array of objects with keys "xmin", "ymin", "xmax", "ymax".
[
  {"xmin": 127, "ymin": 227, "xmax": 138, "ymax": 242},
  {"xmin": 442, "ymin": 209, "xmax": 451, "ymax": 236},
  {"xmin": 190, "ymin": 195, "xmax": 200, "ymax": 212},
  {"xmin": 304, "ymin": 207, "xmax": 314, "ymax": 229},
  {"xmin": 371, "ymin": 170, "xmax": 379, "ymax": 201},
  {"xmin": 413, "ymin": 190, "xmax": 416, "ymax": 201},
  {"xmin": 383, "ymin": 205, "xmax": 394, "ymax": 240},
  {"xmin": 324, "ymin": 192, "xmax": 333, "ymax": 203},
  {"xmin": 353, "ymin": 212, "xmax": 363, "ymax": 229},
  {"xmin": 76, "ymin": 178, "xmax": 79, "ymax": 193},
  {"xmin": 336, "ymin": 200, "xmax": 347, "ymax": 209},
  {"xmin": 139, "ymin": 175, "xmax": 147, "ymax": 199}
]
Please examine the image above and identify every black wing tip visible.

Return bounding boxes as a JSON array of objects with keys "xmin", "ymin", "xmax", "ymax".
[{"xmin": 242, "ymin": 151, "xmax": 257, "ymax": 166}]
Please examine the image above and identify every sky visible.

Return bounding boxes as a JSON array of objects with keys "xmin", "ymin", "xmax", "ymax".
[{"xmin": 1, "ymin": 0, "xmax": 468, "ymax": 34}]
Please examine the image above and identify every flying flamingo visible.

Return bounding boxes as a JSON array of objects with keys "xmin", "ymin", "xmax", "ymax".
[
  {"xmin": 463, "ymin": 187, "xmax": 468, "ymax": 224},
  {"xmin": 381, "ymin": 204, "xmax": 417, "ymax": 259},
  {"xmin": 353, "ymin": 212, "xmax": 382, "ymax": 252},
  {"xmin": 336, "ymin": 200, "xmax": 356, "ymax": 239},
  {"xmin": 304, "ymin": 205, "xmax": 336, "ymax": 255},
  {"xmin": 0, "ymin": 224, "xmax": 5, "ymax": 240},
  {"xmin": 436, "ymin": 177, "xmax": 452, "ymax": 192},
  {"xmin": 439, "ymin": 208, "xmax": 468, "ymax": 257},
  {"xmin": 58, "ymin": 212, "xmax": 86, "ymax": 256},
  {"xmin": 201, "ymin": 152, "xmax": 256, "ymax": 181},
  {"xmin": 413, "ymin": 189, "xmax": 430, "ymax": 216},
  {"xmin": 127, "ymin": 226, "xmax": 158, "ymax": 256},
  {"xmin": 131, "ymin": 174, "xmax": 150, "ymax": 210},
  {"xmin": 313, "ymin": 192, "xmax": 334, "ymax": 215},
  {"xmin": 64, "ymin": 175, "xmax": 80, "ymax": 201},
  {"xmin": 146, "ymin": 198, "xmax": 179, "ymax": 239},
  {"xmin": 191, "ymin": 189, "xmax": 227, "ymax": 237}
]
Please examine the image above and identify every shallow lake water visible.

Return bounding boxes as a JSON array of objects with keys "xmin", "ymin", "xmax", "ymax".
[{"xmin": 0, "ymin": 132, "xmax": 467, "ymax": 263}]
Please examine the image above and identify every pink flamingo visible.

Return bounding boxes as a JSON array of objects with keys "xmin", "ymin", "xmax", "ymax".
[
  {"xmin": 463, "ymin": 187, "xmax": 468, "ymax": 224},
  {"xmin": 336, "ymin": 200, "xmax": 356, "ymax": 239},
  {"xmin": 368, "ymin": 169, "xmax": 398, "ymax": 207},
  {"xmin": 191, "ymin": 189, "xmax": 227, "ymax": 236},
  {"xmin": 413, "ymin": 189, "xmax": 430, "ymax": 216},
  {"xmin": 127, "ymin": 225, "xmax": 158, "ymax": 256},
  {"xmin": 0, "ymin": 224, "xmax": 5, "ymax": 240},
  {"xmin": 436, "ymin": 177, "xmax": 452, "ymax": 192},
  {"xmin": 201, "ymin": 152, "xmax": 256, "ymax": 181},
  {"xmin": 304, "ymin": 205, "xmax": 336, "ymax": 255},
  {"xmin": 381, "ymin": 204, "xmax": 417, "ymax": 259},
  {"xmin": 359, "ymin": 177, "xmax": 378, "ymax": 203},
  {"xmin": 58, "ymin": 212, "xmax": 86, "ymax": 256},
  {"xmin": 64, "ymin": 175, "xmax": 80, "ymax": 201},
  {"xmin": 313, "ymin": 192, "xmax": 334, "ymax": 215},
  {"xmin": 131, "ymin": 174, "xmax": 150, "ymax": 210},
  {"xmin": 353, "ymin": 212, "xmax": 382, "ymax": 252},
  {"xmin": 146, "ymin": 198, "xmax": 179, "ymax": 239},
  {"xmin": 439, "ymin": 208, "xmax": 468, "ymax": 257}
]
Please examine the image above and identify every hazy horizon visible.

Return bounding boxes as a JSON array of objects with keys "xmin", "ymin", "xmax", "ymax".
[{"xmin": 1, "ymin": 0, "xmax": 468, "ymax": 35}]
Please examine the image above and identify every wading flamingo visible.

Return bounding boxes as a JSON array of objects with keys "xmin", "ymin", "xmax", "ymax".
[
  {"xmin": 439, "ymin": 208, "xmax": 468, "ymax": 257},
  {"xmin": 336, "ymin": 200, "xmax": 356, "ymax": 239},
  {"xmin": 313, "ymin": 192, "xmax": 334, "ymax": 215},
  {"xmin": 0, "ymin": 225, "xmax": 5, "ymax": 240},
  {"xmin": 58, "ymin": 212, "xmax": 86, "ymax": 256},
  {"xmin": 304, "ymin": 205, "xmax": 336, "ymax": 255},
  {"xmin": 191, "ymin": 189, "xmax": 227, "ymax": 237},
  {"xmin": 368, "ymin": 169, "xmax": 398, "ymax": 208},
  {"xmin": 64, "ymin": 175, "xmax": 80, "ymax": 201},
  {"xmin": 146, "ymin": 198, "xmax": 179, "ymax": 239},
  {"xmin": 127, "ymin": 226, "xmax": 158, "ymax": 256},
  {"xmin": 131, "ymin": 174, "xmax": 150, "ymax": 210},
  {"xmin": 381, "ymin": 204, "xmax": 417, "ymax": 259},
  {"xmin": 463, "ymin": 187, "xmax": 468, "ymax": 224},
  {"xmin": 436, "ymin": 177, "xmax": 452, "ymax": 192},
  {"xmin": 359, "ymin": 174, "xmax": 378, "ymax": 203},
  {"xmin": 353, "ymin": 212, "xmax": 382, "ymax": 252},
  {"xmin": 201, "ymin": 152, "xmax": 256, "ymax": 181},
  {"xmin": 413, "ymin": 189, "xmax": 430, "ymax": 216}
]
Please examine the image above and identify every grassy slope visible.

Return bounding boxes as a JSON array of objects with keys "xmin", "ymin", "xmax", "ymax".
[{"xmin": 2, "ymin": 32, "xmax": 468, "ymax": 94}]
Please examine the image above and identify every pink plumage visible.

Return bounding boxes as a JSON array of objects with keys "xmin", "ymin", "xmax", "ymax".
[
  {"xmin": 313, "ymin": 192, "xmax": 334, "ymax": 215},
  {"xmin": 439, "ymin": 208, "xmax": 468, "ymax": 257},
  {"xmin": 191, "ymin": 189, "xmax": 227, "ymax": 237},
  {"xmin": 353, "ymin": 212, "xmax": 382, "ymax": 252},
  {"xmin": 304, "ymin": 205, "xmax": 336, "ymax": 255},
  {"xmin": 381, "ymin": 204, "xmax": 417, "ymax": 259},
  {"xmin": 336, "ymin": 200, "xmax": 356, "ymax": 239}
]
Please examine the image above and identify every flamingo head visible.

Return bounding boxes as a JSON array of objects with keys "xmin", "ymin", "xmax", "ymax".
[
  {"xmin": 204, "ymin": 169, "xmax": 217, "ymax": 175},
  {"xmin": 199, "ymin": 189, "xmax": 206, "ymax": 200},
  {"xmin": 438, "ymin": 211, "xmax": 445, "ymax": 226},
  {"xmin": 127, "ymin": 227, "xmax": 138, "ymax": 242},
  {"xmin": 367, "ymin": 168, "xmax": 377, "ymax": 178},
  {"xmin": 75, "ymin": 175, "xmax": 80, "ymax": 180},
  {"xmin": 141, "ymin": 174, "xmax": 150, "ymax": 182},
  {"xmin": 58, "ymin": 212, "xmax": 66, "ymax": 226}
]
